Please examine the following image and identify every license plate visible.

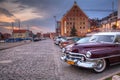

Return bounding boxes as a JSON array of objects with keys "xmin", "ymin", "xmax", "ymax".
[{"xmin": 67, "ymin": 60, "xmax": 74, "ymax": 65}]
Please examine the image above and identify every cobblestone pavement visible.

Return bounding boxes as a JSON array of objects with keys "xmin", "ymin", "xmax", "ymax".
[{"xmin": 0, "ymin": 39, "xmax": 120, "ymax": 80}]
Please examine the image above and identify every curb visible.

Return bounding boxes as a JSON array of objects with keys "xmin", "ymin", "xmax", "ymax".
[{"xmin": 0, "ymin": 41, "xmax": 31, "ymax": 51}]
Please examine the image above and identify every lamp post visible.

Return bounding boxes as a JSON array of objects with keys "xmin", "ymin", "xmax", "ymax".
[
  {"xmin": 16, "ymin": 19, "xmax": 21, "ymax": 30},
  {"xmin": 53, "ymin": 16, "xmax": 57, "ymax": 36},
  {"xmin": 11, "ymin": 22, "xmax": 15, "ymax": 42}
]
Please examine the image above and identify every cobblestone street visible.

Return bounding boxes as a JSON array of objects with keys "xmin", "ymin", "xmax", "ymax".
[{"xmin": 0, "ymin": 39, "xmax": 120, "ymax": 80}]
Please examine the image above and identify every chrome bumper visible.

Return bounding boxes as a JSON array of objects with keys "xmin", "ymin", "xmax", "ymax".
[
  {"xmin": 62, "ymin": 48, "xmax": 65, "ymax": 53},
  {"xmin": 60, "ymin": 56, "xmax": 96, "ymax": 69}
]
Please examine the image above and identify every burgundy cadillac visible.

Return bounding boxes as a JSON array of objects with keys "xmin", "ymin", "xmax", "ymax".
[{"xmin": 61, "ymin": 32, "xmax": 120, "ymax": 73}]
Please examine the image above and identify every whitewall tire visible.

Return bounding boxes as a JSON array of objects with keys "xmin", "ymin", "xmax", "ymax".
[{"xmin": 93, "ymin": 59, "xmax": 107, "ymax": 73}]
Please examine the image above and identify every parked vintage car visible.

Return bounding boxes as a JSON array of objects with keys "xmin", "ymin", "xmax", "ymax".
[
  {"xmin": 59, "ymin": 37, "xmax": 81, "ymax": 48},
  {"xmin": 62, "ymin": 36, "xmax": 90, "ymax": 53},
  {"xmin": 54, "ymin": 36, "xmax": 66, "ymax": 45},
  {"xmin": 61, "ymin": 32, "xmax": 120, "ymax": 73}
]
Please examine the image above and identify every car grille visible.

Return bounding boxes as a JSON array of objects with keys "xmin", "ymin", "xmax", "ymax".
[{"xmin": 66, "ymin": 52, "xmax": 85, "ymax": 61}]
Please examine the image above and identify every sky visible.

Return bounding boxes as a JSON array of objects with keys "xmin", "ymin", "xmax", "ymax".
[{"xmin": 0, "ymin": 0, "xmax": 118, "ymax": 34}]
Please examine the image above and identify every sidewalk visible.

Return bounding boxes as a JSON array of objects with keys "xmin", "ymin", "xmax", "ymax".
[
  {"xmin": 0, "ymin": 41, "xmax": 31, "ymax": 50},
  {"xmin": 98, "ymin": 71, "xmax": 120, "ymax": 80}
]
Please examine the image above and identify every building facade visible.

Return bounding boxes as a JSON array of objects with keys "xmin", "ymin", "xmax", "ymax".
[
  {"xmin": 60, "ymin": 2, "xmax": 89, "ymax": 37},
  {"xmin": 12, "ymin": 29, "xmax": 33, "ymax": 39},
  {"xmin": 100, "ymin": 11, "xmax": 118, "ymax": 32},
  {"xmin": 0, "ymin": 32, "xmax": 11, "ymax": 40},
  {"xmin": 100, "ymin": 0, "xmax": 120, "ymax": 32}
]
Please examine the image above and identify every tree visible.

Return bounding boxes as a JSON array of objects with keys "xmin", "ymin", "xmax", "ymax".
[
  {"xmin": 112, "ymin": 24, "xmax": 117, "ymax": 30},
  {"xmin": 70, "ymin": 25, "xmax": 77, "ymax": 36}
]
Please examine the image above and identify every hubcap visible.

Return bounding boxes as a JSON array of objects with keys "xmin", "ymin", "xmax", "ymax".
[{"xmin": 94, "ymin": 59, "xmax": 106, "ymax": 72}]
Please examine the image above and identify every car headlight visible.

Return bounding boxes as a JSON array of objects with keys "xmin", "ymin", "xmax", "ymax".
[{"xmin": 86, "ymin": 51, "xmax": 92, "ymax": 58}]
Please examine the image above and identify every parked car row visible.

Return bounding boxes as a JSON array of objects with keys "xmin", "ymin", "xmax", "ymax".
[
  {"xmin": 4, "ymin": 37, "xmax": 46, "ymax": 43},
  {"xmin": 56, "ymin": 32, "xmax": 120, "ymax": 73},
  {"xmin": 62, "ymin": 36, "xmax": 90, "ymax": 53},
  {"xmin": 5, "ymin": 38, "xmax": 25, "ymax": 42},
  {"xmin": 59, "ymin": 37, "xmax": 81, "ymax": 48}
]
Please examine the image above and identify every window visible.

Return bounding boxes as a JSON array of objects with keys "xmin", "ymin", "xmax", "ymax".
[
  {"xmin": 67, "ymin": 18, "xmax": 69, "ymax": 21},
  {"xmin": 115, "ymin": 35, "xmax": 120, "ymax": 43},
  {"xmin": 67, "ymin": 22, "xmax": 69, "ymax": 25},
  {"xmin": 90, "ymin": 35, "xmax": 114, "ymax": 43},
  {"xmin": 80, "ymin": 22, "xmax": 82, "ymax": 25},
  {"xmin": 83, "ymin": 22, "xmax": 85, "ymax": 24},
  {"xmin": 83, "ymin": 26, "xmax": 85, "ymax": 29},
  {"xmin": 73, "ymin": 18, "xmax": 75, "ymax": 20}
]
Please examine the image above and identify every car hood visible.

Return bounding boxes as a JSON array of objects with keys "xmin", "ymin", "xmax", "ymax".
[{"xmin": 72, "ymin": 42, "xmax": 116, "ymax": 53}]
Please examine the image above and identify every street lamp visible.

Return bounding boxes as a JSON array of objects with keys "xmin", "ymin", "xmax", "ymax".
[{"xmin": 53, "ymin": 16, "xmax": 57, "ymax": 35}]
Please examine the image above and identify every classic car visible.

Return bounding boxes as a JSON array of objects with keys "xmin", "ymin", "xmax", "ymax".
[
  {"xmin": 61, "ymin": 32, "xmax": 120, "ymax": 73},
  {"xmin": 54, "ymin": 36, "xmax": 66, "ymax": 45},
  {"xmin": 59, "ymin": 37, "xmax": 81, "ymax": 48},
  {"xmin": 62, "ymin": 36, "xmax": 90, "ymax": 53}
]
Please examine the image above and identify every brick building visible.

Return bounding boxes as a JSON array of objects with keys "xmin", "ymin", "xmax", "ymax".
[{"xmin": 60, "ymin": 1, "xmax": 89, "ymax": 37}]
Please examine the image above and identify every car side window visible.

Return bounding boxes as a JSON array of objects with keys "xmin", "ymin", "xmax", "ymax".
[{"xmin": 115, "ymin": 35, "xmax": 120, "ymax": 43}]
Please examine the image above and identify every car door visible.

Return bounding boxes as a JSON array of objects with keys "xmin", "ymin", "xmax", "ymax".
[
  {"xmin": 116, "ymin": 35, "xmax": 120, "ymax": 62},
  {"xmin": 109, "ymin": 35, "xmax": 120, "ymax": 64}
]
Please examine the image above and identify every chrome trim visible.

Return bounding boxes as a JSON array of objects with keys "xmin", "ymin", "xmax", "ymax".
[
  {"xmin": 62, "ymin": 48, "xmax": 65, "ymax": 53},
  {"xmin": 68, "ymin": 52, "xmax": 86, "ymax": 57},
  {"xmin": 77, "ymin": 61, "xmax": 96, "ymax": 68},
  {"xmin": 86, "ymin": 54, "xmax": 120, "ymax": 61},
  {"xmin": 110, "ymin": 62, "xmax": 120, "ymax": 66},
  {"xmin": 67, "ymin": 52, "xmax": 120, "ymax": 61},
  {"xmin": 60, "ymin": 56, "xmax": 96, "ymax": 68},
  {"xmin": 68, "ymin": 55, "xmax": 83, "ymax": 59}
]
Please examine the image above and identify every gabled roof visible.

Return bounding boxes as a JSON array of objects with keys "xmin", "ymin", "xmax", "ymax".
[{"xmin": 62, "ymin": 1, "xmax": 88, "ymax": 19}]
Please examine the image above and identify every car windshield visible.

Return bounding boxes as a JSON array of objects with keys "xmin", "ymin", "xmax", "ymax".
[
  {"xmin": 72, "ymin": 37, "xmax": 81, "ymax": 42},
  {"xmin": 89, "ymin": 35, "xmax": 115, "ymax": 43},
  {"xmin": 76, "ymin": 37, "xmax": 90, "ymax": 43}
]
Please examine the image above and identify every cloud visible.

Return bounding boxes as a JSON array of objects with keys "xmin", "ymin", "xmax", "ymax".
[
  {"xmin": 4, "ymin": 26, "xmax": 19, "ymax": 30},
  {"xmin": 0, "ymin": 0, "xmax": 45, "ymax": 22},
  {"xmin": 0, "ymin": 15, "xmax": 16, "ymax": 23},
  {"xmin": 0, "ymin": 26, "xmax": 18, "ymax": 34},
  {"xmin": 0, "ymin": 21, "xmax": 10, "ymax": 26},
  {"xmin": 30, "ymin": 26, "xmax": 52, "ymax": 33},
  {"xmin": 0, "ymin": 7, "xmax": 16, "ymax": 22},
  {"xmin": 0, "ymin": 7, "xmax": 14, "ymax": 17},
  {"xmin": 10, "ymin": 0, "xmax": 65, "ymax": 18},
  {"xmin": 13, "ymin": 8, "xmax": 43, "ymax": 21},
  {"xmin": 0, "ymin": 0, "xmax": 5, "ymax": 3}
]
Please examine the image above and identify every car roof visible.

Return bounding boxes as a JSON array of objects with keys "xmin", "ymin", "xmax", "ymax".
[{"xmin": 93, "ymin": 32, "xmax": 120, "ymax": 36}]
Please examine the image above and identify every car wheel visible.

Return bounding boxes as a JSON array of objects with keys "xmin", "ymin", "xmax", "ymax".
[{"xmin": 93, "ymin": 59, "xmax": 107, "ymax": 73}]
